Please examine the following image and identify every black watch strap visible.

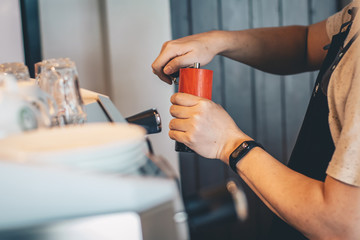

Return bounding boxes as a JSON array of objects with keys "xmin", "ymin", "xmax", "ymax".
[{"xmin": 229, "ymin": 141, "xmax": 264, "ymax": 173}]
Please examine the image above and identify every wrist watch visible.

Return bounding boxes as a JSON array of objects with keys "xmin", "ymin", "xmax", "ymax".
[{"xmin": 229, "ymin": 141, "xmax": 264, "ymax": 173}]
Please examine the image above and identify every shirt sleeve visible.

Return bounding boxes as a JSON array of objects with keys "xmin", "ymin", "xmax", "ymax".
[
  {"xmin": 326, "ymin": 41, "xmax": 360, "ymax": 186},
  {"xmin": 326, "ymin": 3, "xmax": 354, "ymax": 39}
]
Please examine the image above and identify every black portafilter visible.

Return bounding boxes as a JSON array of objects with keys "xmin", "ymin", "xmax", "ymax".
[
  {"xmin": 175, "ymin": 142, "xmax": 194, "ymax": 152},
  {"xmin": 126, "ymin": 108, "xmax": 161, "ymax": 134}
]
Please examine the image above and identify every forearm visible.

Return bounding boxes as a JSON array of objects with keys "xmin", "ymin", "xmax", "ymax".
[
  {"xmin": 212, "ymin": 26, "xmax": 312, "ymax": 75},
  {"xmin": 236, "ymin": 148, "xmax": 326, "ymax": 238},
  {"xmin": 225, "ymin": 146, "xmax": 360, "ymax": 239},
  {"xmin": 153, "ymin": 20, "xmax": 328, "ymax": 83}
]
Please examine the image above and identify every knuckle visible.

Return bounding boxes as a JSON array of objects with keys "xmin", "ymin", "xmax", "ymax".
[
  {"xmin": 195, "ymin": 99, "xmax": 212, "ymax": 115},
  {"xmin": 191, "ymin": 115, "xmax": 201, "ymax": 129},
  {"xmin": 192, "ymin": 112, "xmax": 200, "ymax": 121},
  {"xmin": 184, "ymin": 133, "xmax": 192, "ymax": 144},
  {"xmin": 198, "ymin": 99, "xmax": 209, "ymax": 108},
  {"xmin": 192, "ymin": 120, "xmax": 200, "ymax": 132},
  {"xmin": 151, "ymin": 63, "xmax": 161, "ymax": 74},
  {"xmin": 163, "ymin": 40, "xmax": 174, "ymax": 50},
  {"xmin": 168, "ymin": 130, "xmax": 175, "ymax": 140},
  {"xmin": 162, "ymin": 41, "xmax": 169, "ymax": 48},
  {"xmin": 190, "ymin": 120, "xmax": 200, "ymax": 135},
  {"xmin": 168, "ymin": 119, "xmax": 175, "ymax": 129},
  {"xmin": 186, "ymin": 128, "xmax": 197, "ymax": 143},
  {"xmin": 171, "ymin": 93, "xmax": 180, "ymax": 104},
  {"xmin": 169, "ymin": 105, "xmax": 176, "ymax": 115},
  {"xmin": 151, "ymin": 62, "xmax": 158, "ymax": 71}
]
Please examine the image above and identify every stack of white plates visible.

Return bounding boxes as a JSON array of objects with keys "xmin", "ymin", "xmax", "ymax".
[{"xmin": 0, "ymin": 123, "xmax": 148, "ymax": 175}]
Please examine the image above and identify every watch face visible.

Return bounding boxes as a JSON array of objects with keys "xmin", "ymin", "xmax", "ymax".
[{"xmin": 231, "ymin": 142, "xmax": 248, "ymax": 158}]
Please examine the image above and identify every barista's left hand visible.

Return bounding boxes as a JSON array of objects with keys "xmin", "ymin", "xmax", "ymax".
[{"xmin": 169, "ymin": 92, "xmax": 253, "ymax": 162}]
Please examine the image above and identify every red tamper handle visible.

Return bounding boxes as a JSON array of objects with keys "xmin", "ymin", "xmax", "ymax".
[{"xmin": 178, "ymin": 68, "xmax": 213, "ymax": 100}]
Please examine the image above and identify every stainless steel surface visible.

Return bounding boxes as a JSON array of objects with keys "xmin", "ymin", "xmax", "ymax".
[
  {"xmin": 0, "ymin": 208, "xmax": 182, "ymax": 240},
  {"xmin": 81, "ymin": 89, "xmax": 126, "ymax": 123},
  {"xmin": 97, "ymin": 95, "xmax": 127, "ymax": 123},
  {"xmin": 0, "ymin": 212, "xmax": 143, "ymax": 240},
  {"xmin": 155, "ymin": 111, "xmax": 161, "ymax": 128},
  {"xmin": 0, "ymin": 161, "xmax": 186, "ymax": 239}
]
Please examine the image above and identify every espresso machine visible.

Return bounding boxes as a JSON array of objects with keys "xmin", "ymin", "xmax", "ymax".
[{"xmin": 0, "ymin": 87, "xmax": 187, "ymax": 240}]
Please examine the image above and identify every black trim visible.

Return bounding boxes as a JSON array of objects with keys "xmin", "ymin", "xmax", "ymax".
[{"xmin": 20, "ymin": 0, "xmax": 42, "ymax": 78}]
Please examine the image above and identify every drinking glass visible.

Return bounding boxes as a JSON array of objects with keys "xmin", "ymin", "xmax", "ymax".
[
  {"xmin": 0, "ymin": 63, "xmax": 56, "ymax": 128},
  {"xmin": 0, "ymin": 62, "xmax": 30, "ymax": 85},
  {"xmin": 35, "ymin": 58, "xmax": 86, "ymax": 126}
]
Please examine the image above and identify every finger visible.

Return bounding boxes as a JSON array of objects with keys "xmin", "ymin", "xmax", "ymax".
[
  {"xmin": 152, "ymin": 40, "xmax": 200, "ymax": 82},
  {"xmin": 170, "ymin": 92, "xmax": 204, "ymax": 107},
  {"xmin": 170, "ymin": 104, "xmax": 193, "ymax": 119},
  {"xmin": 152, "ymin": 41, "xmax": 184, "ymax": 76},
  {"xmin": 152, "ymin": 42, "xmax": 176, "ymax": 84},
  {"xmin": 152, "ymin": 68, "xmax": 173, "ymax": 85},
  {"xmin": 169, "ymin": 118, "xmax": 191, "ymax": 132},
  {"xmin": 169, "ymin": 129, "xmax": 188, "ymax": 143},
  {"xmin": 163, "ymin": 52, "xmax": 199, "ymax": 75},
  {"xmin": 156, "ymin": 53, "xmax": 197, "ymax": 84}
]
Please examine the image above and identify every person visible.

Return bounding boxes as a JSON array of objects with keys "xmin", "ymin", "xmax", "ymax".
[{"xmin": 152, "ymin": 1, "xmax": 360, "ymax": 239}]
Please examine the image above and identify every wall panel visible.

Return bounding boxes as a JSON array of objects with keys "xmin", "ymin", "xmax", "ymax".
[
  {"xmin": 281, "ymin": 0, "xmax": 312, "ymax": 160},
  {"xmin": 190, "ymin": 0, "xmax": 227, "ymax": 190},
  {"xmin": 0, "ymin": 0, "xmax": 24, "ymax": 64},
  {"xmin": 252, "ymin": 0, "xmax": 284, "ymax": 161},
  {"xmin": 39, "ymin": 0, "xmax": 106, "ymax": 93},
  {"xmin": 222, "ymin": 0, "xmax": 254, "ymax": 138}
]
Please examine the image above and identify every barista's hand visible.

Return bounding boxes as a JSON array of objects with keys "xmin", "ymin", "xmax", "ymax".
[
  {"xmin": 169, "ymin": 93, "xmax": 253, "ymax": 163},
  {"xmin": 152, "ymin": 31, "xmax": 223, "ymax": 84}
]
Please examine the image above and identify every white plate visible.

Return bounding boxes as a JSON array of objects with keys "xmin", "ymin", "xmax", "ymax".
[
  {"xmin": 0, "ymin": 123, "xmax": 146, "ymax": 165},
  {"xmin": 68, "ymin": 145, "xmax": 147, "ymax": 170},
  {"xmin": 75, "ymin": 154, "xmax": 148, "ymax": 174},
  {"xmin": 32, "ymin": 140, "xmax": 147, "ymax": 165}
]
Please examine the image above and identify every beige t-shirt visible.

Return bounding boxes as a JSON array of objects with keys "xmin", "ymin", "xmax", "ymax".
[{"xmin": 325, "ymin": 1, "xmax": 360, "ymax": 186}]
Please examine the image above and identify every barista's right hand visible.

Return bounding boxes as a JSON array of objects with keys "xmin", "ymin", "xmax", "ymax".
[{"xmin": 152, "ymin": 31, "xmax": 222, "ymax": 84}]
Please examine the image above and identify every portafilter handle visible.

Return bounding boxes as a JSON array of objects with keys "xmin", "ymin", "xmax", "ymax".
[{"xmin": 126, "ymin": 108, "xmax": 161, "ymax": 134}]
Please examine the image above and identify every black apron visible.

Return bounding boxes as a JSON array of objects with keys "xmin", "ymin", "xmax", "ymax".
[{"xmin": 266, "ymin": 8, "xmax": 359, "ymax": 240}]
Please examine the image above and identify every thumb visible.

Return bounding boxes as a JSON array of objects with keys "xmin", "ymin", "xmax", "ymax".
[
  {"xmin": 164, "ymin": 52, "xmax": 199, "ymax": 75},
  {"xmin": 171, "ymin": 92, "xmax": 204, "ymax": 107}
]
